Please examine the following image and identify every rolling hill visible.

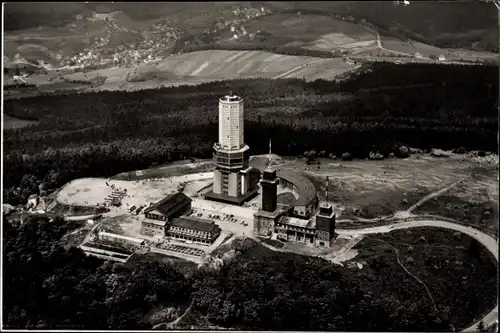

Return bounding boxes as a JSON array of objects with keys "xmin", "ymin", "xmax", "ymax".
[
  {"xmin": 60, "ymin": 50, "xmax": 356, "ymax": 90},
  {"xmin": 5, "ymin": 2, "xmax": 498, "ymax": 52},
  {"xmin": 267, "ymin": 1, "xmax": 499, "ymax": 52},
  {"xmin": 3, "ymin": 1, "xmax": 497, "ymax": 94},
  {"xmin": 212, "ymin": 13, "xmax": 377, "ymax": 52}
]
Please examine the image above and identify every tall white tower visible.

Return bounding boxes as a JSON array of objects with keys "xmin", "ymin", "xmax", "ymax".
[
  {"xmin": 218, "ymin": 95, "xmax": 244, "ymax": 150},
  {"xmin": 209, "ymin": 94, "xmax": 252, "ymax": 203}
]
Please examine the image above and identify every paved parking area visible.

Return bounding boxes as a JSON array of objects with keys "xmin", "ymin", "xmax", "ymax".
[{"xmin": 189, "ymin": 205, "xmax": 254, "ymax": 236}]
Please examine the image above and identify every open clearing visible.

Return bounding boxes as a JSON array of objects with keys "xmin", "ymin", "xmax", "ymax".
[
  {"xmin": 55, "ymin": 151, "xmax": 498, "ymax": 243},
  {"xmin": 58, "ymin": 152, "xmax": 497, "ymax": 232},
  {"xmin": 56, "ymin": 172, "xmax": 213, "ymax": 209},
  {"xmin": 284, "ymin": 153, "xmax": 497, "ymax": 226}
]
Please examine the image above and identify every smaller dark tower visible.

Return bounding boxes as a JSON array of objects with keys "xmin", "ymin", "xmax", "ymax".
[
  {"xmin": 315, "ymin": 203, "xmax": 336, "ymax": 247},
  {"xmin": 260, "ymin": 168, "xmax": 278, "ymax": 212}
]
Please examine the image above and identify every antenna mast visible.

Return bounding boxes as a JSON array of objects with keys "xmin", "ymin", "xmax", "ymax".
[
  {"xmin": 325, "ymin": 176, "xmax": 329, "ymax": 203},
  {"xmin": 268, "ymin": 138, "xmax": 272, "ymax": 166}
]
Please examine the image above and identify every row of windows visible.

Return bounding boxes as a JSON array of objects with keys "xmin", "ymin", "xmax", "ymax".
[
  {"xmin": 144, "ymin": 223, "xmax": 213, "ymax": 237},
  {"xmin": 144, "ymin": 224, "xmax": 164, "ymax": 230},
  {"xmin": 170, "ymin": 226, "xmax": 210, "ymax": 236},
  {"xmin": 275, "ymin": 224, "xmax": 315, "ymax": 234},
  {"xmin": 168, "ymin": 230, "xmax": 210, "ymax": 239},
  {"xmin": 214, "ymin": 157, "xmax": 247, "ymax": 164},
  {"xmin": 146, "ymin": 213, "xmax": 167, "ymax": 221},
  {"xmin": 220, "ymin": 104, "xmax": 242, "ymax": 109},
  {"xmin": 168, "ymin": 233, "xmax": 213, "ymax": 243}
]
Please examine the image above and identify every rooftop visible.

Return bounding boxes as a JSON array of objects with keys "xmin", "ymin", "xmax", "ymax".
[
  {"xmin": 220, "ymin": 95, "xmax": 243, "ymax": 103},
  {"xmin": 170, "ymin": 216, "xmax": 220, "ymax": 233},
  {"xmin": 279, "ymin": 216, "xmax": 316, "ymax": 230},
  {"xmin": 142, "ymin": 218, "xmax": 168, "ymax": 227},
  {"xmin": 98, "ymin": 231, "xmax": 145, "ymax": 243},
  {"xmin": 274, "ymin": 169, "xmax": 317, "ymax": 207},
  {"xmin": 254, "ymin": 206, "xmax": 290, "ymax": 219},
  {"xmin": 318, "ymin": 203, "xmax": 334, "ymax": 216},
  {"xmin": 144, "ymin": 192, "xmax": 192, "ymax": 216}
]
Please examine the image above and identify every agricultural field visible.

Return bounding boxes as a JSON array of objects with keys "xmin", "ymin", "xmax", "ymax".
[
  {"xmin": 4, "ymin": 50, "xmax": 356, "ymax": 96},
  {"xmin": 213, "ymin": 14, "xmax": 377, "ymax": 51},
  {"xmin": 380, "ymin": 37, "xmax": 499, "ymax": 61},
  {"xmin": 268, "ymin": 1, "xmax": 498, "ymax": 52},
  {"xmin": 93, "ymin": 50, "xmax": 354, "ymax": 81}
]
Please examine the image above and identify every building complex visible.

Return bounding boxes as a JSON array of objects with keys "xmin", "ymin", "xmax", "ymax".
[
  {"xmin": 141, "ymin": 192, "xmax": 221, "ymax": 244},
  {"xmin": 253, "ymin": 168, "xmax": 336, "ymax": 247},
  {"xmin": 137, "ymin": 94, "xmax": 335, "ymax": 248}
]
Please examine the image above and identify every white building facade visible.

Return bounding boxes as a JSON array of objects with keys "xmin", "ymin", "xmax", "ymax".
[{"xmin": 210, "ymin": 95, "xmax": 252, "ymax": 202}]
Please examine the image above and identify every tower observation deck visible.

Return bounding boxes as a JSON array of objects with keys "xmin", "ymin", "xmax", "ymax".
[{"xmin": 206, "ymin": 94, "xmax": 256, "ymax": 205}]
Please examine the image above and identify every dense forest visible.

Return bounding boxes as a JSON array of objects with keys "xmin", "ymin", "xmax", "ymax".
[
  {"xmin": 173, "ymin": 38, "xmax": 336, "ymax": 58},
  {"xmin": 3, "ymin": 216, "xmax": 497, "ymax": 330},
  {"xmin": 2, "ymin": 216, "xmax": 192, "ymax": 329},
  {"xmin": 3, "ymin": 62, "xmax": 498, "ymax": 206}
]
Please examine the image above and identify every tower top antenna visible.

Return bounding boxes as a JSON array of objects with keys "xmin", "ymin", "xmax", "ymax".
[{"xmin": 268, "ymin": 138, "xmax": 272, "ymax": 165}]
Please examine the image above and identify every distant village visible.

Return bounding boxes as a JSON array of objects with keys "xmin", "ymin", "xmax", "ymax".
[{"xmin": 53, "ymin": 6, "xmax": 271, "ymax": 70}]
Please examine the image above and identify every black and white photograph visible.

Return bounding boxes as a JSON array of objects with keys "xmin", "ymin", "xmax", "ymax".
[{"xmin": 2, "ymin": 1, "xmax": 499, "ymax": 331}]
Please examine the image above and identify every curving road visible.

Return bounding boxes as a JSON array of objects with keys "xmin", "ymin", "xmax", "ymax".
[{"xmin": 336, "ymin": 219, "xmax": 498, "ymax": 332}]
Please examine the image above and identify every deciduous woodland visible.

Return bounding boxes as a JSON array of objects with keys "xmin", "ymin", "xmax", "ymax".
[
  {"xmin": 3, "ymin": 63, "xmax": 498, "ymax": 206},
  {"xmin": 3, "ymin": 216, "xmax": 497, "ymax": 330}
]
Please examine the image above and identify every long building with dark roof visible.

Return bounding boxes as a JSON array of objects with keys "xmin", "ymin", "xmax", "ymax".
[
  {"xmin": 167, "ymin": 217, "xmax": 221, "ymax": 244},
  {"xmin": 143, "ymin": 192, "xmax": 192, "ymax": 221},
  {"xmin": 141, "ymin": 193, "xmax": 221, "ymax": 244}
]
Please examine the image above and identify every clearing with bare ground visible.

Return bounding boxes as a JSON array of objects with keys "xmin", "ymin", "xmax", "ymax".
[
  {"xmin": 54, "ymin": 150, "xmax": 498, "ymax": 262},
  {"xmin": 283, "ymin": 153, "xmax": 497, "ymax": 233},
  {"xmin": 57, "ymin": 152, "xmax": 497, "ymax": 239}
]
